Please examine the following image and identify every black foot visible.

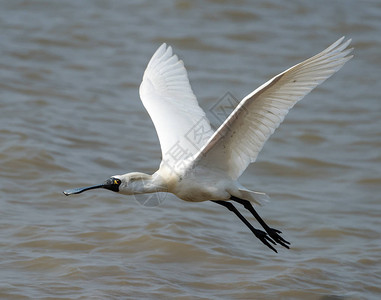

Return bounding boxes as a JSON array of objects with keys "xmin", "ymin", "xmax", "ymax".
[
  {"xmin": 254, "ymin": 228, "xmax": 278, "ymax": 253},
  {"xmin": 266, "ymin": 227, "xmax": 290, "ymax": 249}
]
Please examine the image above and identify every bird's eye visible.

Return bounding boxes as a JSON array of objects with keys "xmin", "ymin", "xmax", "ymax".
[{"xmin": 114, "ymin": 179, "xmax": 121, "ymax": 185}]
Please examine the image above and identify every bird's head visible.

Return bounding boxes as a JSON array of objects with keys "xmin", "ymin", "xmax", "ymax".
[{"xmin": 110, "ymin": 172, "xmax": 154, "ymax": 195}]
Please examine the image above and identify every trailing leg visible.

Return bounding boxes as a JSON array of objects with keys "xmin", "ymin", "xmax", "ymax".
[
  {"xmin": 231, "ymin": 196, "xmax": 290, "ymax": 249},
  {"xmin": 212, "ymin": 200, "xmax": 278, "ymax": 253}
]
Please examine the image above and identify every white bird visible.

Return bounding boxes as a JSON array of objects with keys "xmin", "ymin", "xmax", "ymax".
[{"xmin": 64, "ymin": 37, "xmax": 353, "ymax": 252}]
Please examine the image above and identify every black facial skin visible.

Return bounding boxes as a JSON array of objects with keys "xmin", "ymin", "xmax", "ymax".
[{"xmin": 103, "ymin": 177, "xmax": 121, "ymax": 192}]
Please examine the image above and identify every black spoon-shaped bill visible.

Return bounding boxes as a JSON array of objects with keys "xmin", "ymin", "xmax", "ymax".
[
  {"xmin": 63, "ymin": 177, "xmax": 121, "ymax": 196},
  {"xmin": 63, "ymin": 184, "xmax": 105, "ymax": 196}
]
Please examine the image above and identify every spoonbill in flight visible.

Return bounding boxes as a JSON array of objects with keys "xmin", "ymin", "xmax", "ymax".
[{"xmin": 64, "ymin": 37, "xmax": 353, "ymax": 253}]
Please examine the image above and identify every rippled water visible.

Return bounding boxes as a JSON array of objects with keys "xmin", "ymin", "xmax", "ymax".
[{"xmin": 1, "ymin": 0, "xmax": 380, "ymax": 299}]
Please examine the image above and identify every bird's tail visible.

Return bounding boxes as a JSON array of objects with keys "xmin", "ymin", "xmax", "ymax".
[{"xmin": 235, "ymin": 184, "xmax": 270, "ymax": 206}]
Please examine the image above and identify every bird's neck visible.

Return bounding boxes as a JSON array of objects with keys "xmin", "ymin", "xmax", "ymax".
[{"xmin": 128, "ymin": 172, "xmax": 168, "ymax": 194}]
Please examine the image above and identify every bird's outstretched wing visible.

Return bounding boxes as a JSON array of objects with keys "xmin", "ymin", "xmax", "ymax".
[
  {"xmin": 194, "ymin": 37, "xmax": 353, "ymax": 179},
  {"xmin": 140, "ymin": 44, "xmax": 213, "ymax": 170}
]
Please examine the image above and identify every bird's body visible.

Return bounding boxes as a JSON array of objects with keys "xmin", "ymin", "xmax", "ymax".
[
  {"xmin": 64, "ymin": 37, "xmax": 353, "ymax": 252},
  {"xmin": 159, "ymin": 165, "xmax": 235, "ymax": 202}
]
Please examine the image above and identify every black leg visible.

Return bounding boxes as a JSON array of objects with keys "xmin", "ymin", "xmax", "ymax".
[
  {"xmin": 212, "ymin": 200, "xmax": 278, "ymax": 253},
  {"xmin": 230, "ymin": 196, "xmax": 290, "ymax": 249}
]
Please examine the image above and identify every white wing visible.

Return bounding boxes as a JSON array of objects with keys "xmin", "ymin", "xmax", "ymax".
[
  {"xmin": 194, "ymin": 37, "xmax": 353, "ymax": 179},
  {"xmin": 139, "ymin": 44, "xmax": 213, "ymax": 170}
]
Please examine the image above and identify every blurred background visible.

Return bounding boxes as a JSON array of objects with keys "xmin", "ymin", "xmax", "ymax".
[{"xmin": 0, "ymin": 0, "xmax": 380, "ymax": 299}]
